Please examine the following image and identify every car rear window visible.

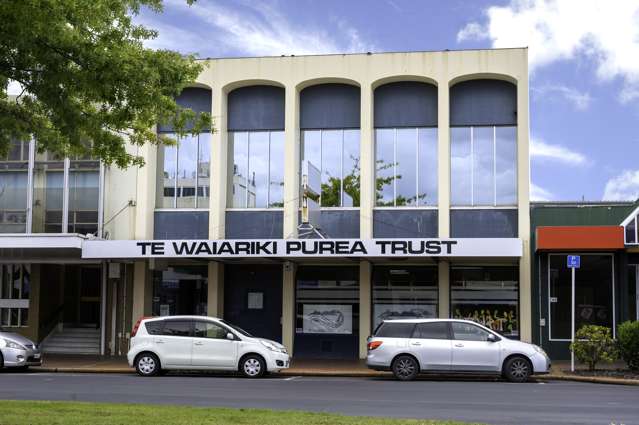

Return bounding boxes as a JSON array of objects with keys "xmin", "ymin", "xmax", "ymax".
[
  {"xmin": 413, "ymin": 322, "xmax": 449, "ymax": 339},
  {"xmin": 144, "ymin": 320, "xmax": 164, "ymax": 335},
  {"xmin": 162, "ymin": 320, "xmax": 193, "ymax": 337},
  {"xmin": 375, "ymin": 322, "xmax": 415, "ymax": 338}
]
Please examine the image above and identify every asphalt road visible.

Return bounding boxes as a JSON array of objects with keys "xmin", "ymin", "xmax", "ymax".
[{"xmin": 0, "ymin": 372, "xmax": 637, "ymax": 425}]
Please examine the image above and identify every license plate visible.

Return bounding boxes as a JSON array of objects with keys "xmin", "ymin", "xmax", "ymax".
[{"xmin": 33, "ymin": 354, "xmax": 40, "ymax": 359}]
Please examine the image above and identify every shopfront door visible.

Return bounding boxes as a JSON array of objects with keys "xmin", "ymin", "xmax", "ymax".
[{"xmin": 64, "ymin": 265, "xmax": 101, "ymax": 328}]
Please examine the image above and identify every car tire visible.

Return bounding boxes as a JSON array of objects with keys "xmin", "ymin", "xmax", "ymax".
[
  {"xmin": 0, "ymin": 352, "xmax": 4, "ymax": 370},
  {"xmin": 135, "ymin": 353, "xmax": 161, "ymax": 377},
  {"xmin": 503, "ymin": 356, "xmax": 532, "ymax": 383},
  {"xmin": 392, "ymin": 355, "xmax": 419, "ymax": 381},
  {"xmin": 240, "ymin": 354, "xmax": 266, "ymax": 378}
]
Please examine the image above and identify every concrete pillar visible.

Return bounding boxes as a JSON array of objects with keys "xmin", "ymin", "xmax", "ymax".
[
  {"xmin": 209, "ymin": 85, "xmax": 228, "ymax": 239},
  {"xmin": 359, "ymin": 260, "xmax": 372, "ymax": 359},
  {"xmin": 207, "ymin": 262, "xmax": 224, "ymax": 318},
  {"xmin": 282, "ymin": 262, "xmax": 296, "ymax": 354},
  {"xmin": 131, "ymin": 261, "xmax": 151, "ymax": 328},
  {"xmin": 437, "ymin": 81, "xmax": 451, "ymax": 238},
  {"xmin": 438, "ymin": 261, "xmax": 450, "ymax": 319},
  {"xmin": 517, "ymin": 64, "xmax": 532, "ymax": 343},
  {"xmin": 283, "ymin": 84, "xmax": 300, "ymax": 238},
  {"xmin": 359, "ymin": 82, "xmax": 374, "ymax": 239},
  {"xmin": 134, "ymin": 143, "xmax": 157, "ymax": 240}
]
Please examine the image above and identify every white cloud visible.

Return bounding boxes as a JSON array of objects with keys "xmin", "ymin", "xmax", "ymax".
[
  {"xmin": 530, "ymin": 138, "xmax": 588, "ymax": 165},
  {"xmin": 457, "ymin": 0, "xmax": 639, "ymax": 102},
  {"xmin": 530, "ymin": 182, "xmax": 554, "ymax": 201},
  {"xmin": 457, "ymin": 22, "xmax": 488, "ymax": 43},
  {"xmin": 532, "ymin": 84, "xmax": 592, "ymax": 110},
  {"xmin": 603, "ymin": 170, "xmax": 639, "ymax": 201},
  {"xmin": 140, "ymin": 0, "xmax": 374, "ymax": 57},
  {"xmin": 6, "ymin": 80, "xmax": 23, "ymax": 96}
]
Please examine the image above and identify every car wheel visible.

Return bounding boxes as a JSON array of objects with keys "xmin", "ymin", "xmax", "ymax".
[
  {"xmin": 503, "ymin": 356, "xmax": 531, "ymax": 383},
  {"xmin": 240, "ymin": 355, "xmax": 266, "ymax": 378},
  {"xmin": 392, "ymin": 355, "xmax": 419, "ymax": 381},
  {"xmin": 135, "ymin": 353, "xmax": 160, "ymax": 377}
]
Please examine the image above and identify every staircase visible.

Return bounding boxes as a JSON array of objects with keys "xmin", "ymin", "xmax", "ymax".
[{"xmin": 42, "ymin": 327, "xmax": 100, "ymax": 354}]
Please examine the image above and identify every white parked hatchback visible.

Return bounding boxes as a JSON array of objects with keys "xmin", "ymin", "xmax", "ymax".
[
  {"xmin": 366, "ymin": 319, "xmax": 551, "ymax": 382},
  {"xmin": 128, "ymin": 316, "xmax": 289, "ymax": 378}
]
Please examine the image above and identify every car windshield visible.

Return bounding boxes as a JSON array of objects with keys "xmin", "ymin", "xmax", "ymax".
[{"xmin": 219, "ymin": 320, "xmax": 253, "ymax": 338}]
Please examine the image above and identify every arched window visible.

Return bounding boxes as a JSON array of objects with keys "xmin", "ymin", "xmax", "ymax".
[
  {"xmin": 300, "ymin": 84, "xmax": 360, "ymax": 207},
  {"xmin": 374, "ymin": 81, "xmax": 438, "ymax": 207},
  {"xmin": 450, "ymin": 79, "xmax": 517, "ymax": 207},
  {"xmin": 227, "ymin": 85, "xmax": 285, "ymax": 208}
]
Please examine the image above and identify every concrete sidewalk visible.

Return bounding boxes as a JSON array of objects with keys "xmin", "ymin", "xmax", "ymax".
[{"xmin": 31, "ymin": 355, "xmax": 639, "ymax": 385}]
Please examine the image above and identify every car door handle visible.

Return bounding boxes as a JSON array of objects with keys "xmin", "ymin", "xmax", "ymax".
[
  {"xmin": 156, "ymin": 339, "xmax": 165, "ymax": 344},
  {"xmin": 194, "ymin": 341, "xmax": 204, "ymax": 346},
  {"xmin": 411, "ymin": 342, "xmax": 422, "ymax": 346},
  {"xmin": 454, "ymin": 343, "xmax": 464, "ymax": 348}
]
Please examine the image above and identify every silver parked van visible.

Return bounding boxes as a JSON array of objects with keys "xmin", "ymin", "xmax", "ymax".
[{"xmin": 366, "ymin": 319, "xmax": 550, "ymax": 382}]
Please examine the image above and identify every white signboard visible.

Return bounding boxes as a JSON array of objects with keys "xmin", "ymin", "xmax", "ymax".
[
  {"xmin": 302, "ymin": 304, "xmax": 352, "ymax": 334},
  {"xmin": 373, "ymin": 304, "xmax": 437, "ymax": 329},
  {"xmin": 82, "ymin": 238, "xmax": 522, "ymax": 259}
]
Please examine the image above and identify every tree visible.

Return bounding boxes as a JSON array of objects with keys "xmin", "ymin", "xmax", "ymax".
[{"xmin": 0, "ymin": 0, "xmax": 210, "ymax": 168}]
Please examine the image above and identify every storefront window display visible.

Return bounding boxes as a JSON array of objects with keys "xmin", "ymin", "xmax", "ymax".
[
  {"xmin": 295, "ymin": 266, "xmax": 359, "ymax": 358},
  {"xmin": 372, "ymin": 266, "xmax": 438, "ymax": 329},
  {"xmin": 451, "ymin": 266, "xmax": 519, "ymax": 337},
  {"xmin": 152, "ymin": 265, "xmax": 208, "ymax": 317}
]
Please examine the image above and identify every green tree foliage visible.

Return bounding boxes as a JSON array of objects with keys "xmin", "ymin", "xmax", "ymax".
[
  {"xmin": 617, "ymin": 320, "xmax": 639, "ymax": 371},
  {"xmin": 0, "ymin": 0, "xmax": 210, "ymax": 168},
  {"xmin": 570, "ymin": 325, "xmax": 617, "ymax": 371}
]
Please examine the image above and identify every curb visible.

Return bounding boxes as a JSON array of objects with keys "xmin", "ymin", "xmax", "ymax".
[{"xmin": 33, "ymin": 367, "xmax": 639, "ymax": 385}]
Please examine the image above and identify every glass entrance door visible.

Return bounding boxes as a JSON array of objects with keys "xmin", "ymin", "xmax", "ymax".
[{"xmin": 629, "ymin": 265, "xmax": 638, "ymax": 321}]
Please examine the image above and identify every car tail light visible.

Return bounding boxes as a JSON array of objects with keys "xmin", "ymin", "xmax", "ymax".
[
  {"xmin": 367, "ymin": 341, "xmax": 383, "ymax": 351},
  {"xmin": 131, "ymin": 316, "xmax": 152, "ymax": 337}
]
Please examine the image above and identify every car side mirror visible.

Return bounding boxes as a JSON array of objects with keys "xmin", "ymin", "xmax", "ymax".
[
  {"xmin": 226, "ymin": 333, "xmax": 235, "ymax": 341},
  {"xmin": 487, "ymin": 334, "xmax": 498, "ymax": 343}
]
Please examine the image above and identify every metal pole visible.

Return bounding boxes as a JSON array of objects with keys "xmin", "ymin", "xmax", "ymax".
[
  {"xmin": 100, "ymin": 262, "xmax": 107, "ymax": 355},
  {"xmin": 571, "ymin": 266, "xmax": 575, "ymax": 372}
]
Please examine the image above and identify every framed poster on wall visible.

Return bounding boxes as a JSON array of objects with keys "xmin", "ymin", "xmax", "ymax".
[{"xmin": 302, "ymin": 304, "xmax": 352, "ymax": 334}]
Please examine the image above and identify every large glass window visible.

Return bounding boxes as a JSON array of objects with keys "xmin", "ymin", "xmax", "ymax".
[
  {"xmin": 0, "ymin": 264, "xmax": 30, "ymax": 327},
  {"xmin": 68, "ymin": 158, "xmax": 100, "ymax": 234},
  {"xmin": 375, "ymin": 128, "xmax": 437, "ymax": 206},
  {"xmin": 0, "ymin": 139, "xmax": 29, "ymax": 233},
  {"xmin": 301, "ymin": 129, "xmax": 360, "ymax": 207},
  {"xmin": 159, "ymin": 133, "xmax": 211, "ymax": 208},
  {"xmin": 372, "ymin": 266, "xmax": 438, "ymax": 329},
  {"xmin": 451, "ymin": 266, "xmax": 519, "ymax": 338},
  {"xmin": 549, "ymin": 254, "xmax": 614, "ymax": 340},
  {"xmin": 451, "ymin": 126, "xmax": 517, "ymax": 206},
  {"xmin": 152, "ymin": 265, "xmax": 208, "ymax": 317},
  {"xmin": 228, "ymin": 131, "xmax": 284, "ymax": 208},
  {"xmin": 32, "ymin": 152, "xmax": 65, "ymax": 233}
]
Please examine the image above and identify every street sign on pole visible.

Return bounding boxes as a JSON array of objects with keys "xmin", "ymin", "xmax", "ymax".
[{"xmin": 567, "ymin": 255, "xmax": 580, "ymax": 372}]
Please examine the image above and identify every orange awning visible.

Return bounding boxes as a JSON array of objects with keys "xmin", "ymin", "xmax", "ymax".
[{"xmin": 536, "ymin": 226, "xmax": 624, "ymax": 251}]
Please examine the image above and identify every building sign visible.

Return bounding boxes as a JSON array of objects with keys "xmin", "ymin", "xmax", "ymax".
[
  {"xmin": 302, "ymin": 304, "xmax": 353, "ymax": 334},
  {"xmin": 82, "ymin": 238, "xmax": 522, "ymax": 259}
]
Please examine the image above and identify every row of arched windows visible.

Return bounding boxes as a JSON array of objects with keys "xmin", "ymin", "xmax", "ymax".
[{"xmin": 157, "ymin": 80, "xmax": 517, "ymax": 211}]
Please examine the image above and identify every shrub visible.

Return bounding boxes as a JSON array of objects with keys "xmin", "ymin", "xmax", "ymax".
[
  {"xmin": 570, "ymin": 325, "xmax": 617, "ymax": 371},
  {"xmin": 617, "ymin": 320, "xmax": 639, "ymax": 371}
]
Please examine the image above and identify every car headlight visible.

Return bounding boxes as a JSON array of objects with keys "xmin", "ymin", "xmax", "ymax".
[
  {"xmin": 2, "ymin": 339, "xmax": 26, "ymax": 350},
  {"xmin": 259, "ymin": 340, "xmax": 286, "ymax": 353},
  {"xmin": 532, "ymin": 345, "xmax": 547, "ymax": 356}
]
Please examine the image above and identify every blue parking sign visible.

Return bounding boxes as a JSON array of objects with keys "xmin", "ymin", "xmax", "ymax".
[{"xmin": 567, "ymin": 255, "xmax": 580, "ymax": 268}]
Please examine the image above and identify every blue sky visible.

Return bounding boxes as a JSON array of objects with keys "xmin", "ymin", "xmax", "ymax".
[{"xmin": 137, "ymin": 0, "xmax": 639, "ymax": 202}]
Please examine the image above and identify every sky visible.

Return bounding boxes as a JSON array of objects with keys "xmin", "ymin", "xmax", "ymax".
[{"xmin": 134, "ymin": 0, "xmax": 639, "ymax": 203}]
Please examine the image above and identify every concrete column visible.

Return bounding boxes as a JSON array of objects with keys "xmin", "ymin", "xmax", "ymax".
[
  {"xmin": 438, "ymin": 261, "xmax": 450, "ymax": 319},
  {"xmin": 131, "ymin": 261, "xmax": 151, "ymax": 328},
  {"xmin": 282, "ymin": 262, "xmax": 296, "ymax": 354},
  {"xmin": 207, "ymin": 261, "xmax": 224, "ymax": 318},
  {"xmin": 209, "ymin": 86, "xmax": 228, "ymax": 239},
  {"xmin": 359, "ymin": 260, "xmax": 372, "ymax": 359},
  {"xmin": 134, "ymin": 143, "xmax": 157, "ymax": 240},
  {"xmin": 359, "ymin": 82, "xmax": 374, "ymax": 238},
  {"xmin": 283, "ymin": 84, "xmax": 300, "ymax": 238},
  {"xmin": 437, "ymin": 81, "xmax": 451, "ymax": 238},
  {"xmin": 517, "ymin": 65, "xmax": 532, "ymax": 343}
]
